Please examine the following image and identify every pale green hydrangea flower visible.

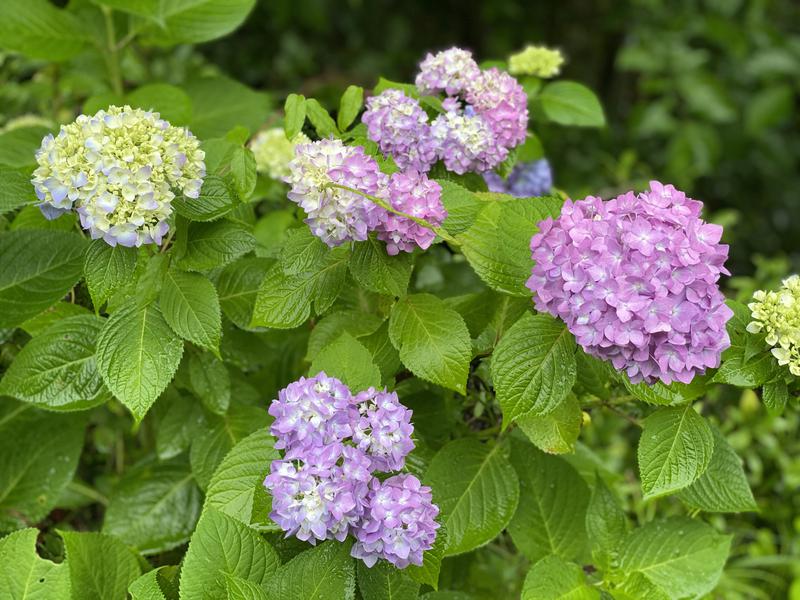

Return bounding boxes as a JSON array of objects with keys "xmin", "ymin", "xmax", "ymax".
[
  {"xmin": 249, "ymin": 127, "xmax": 310, "ymax": 180},
  {"xmin": 508, "ymin": 45, "xmax": 565, "ymax": 78},
  {"xmin": 32, "ymin": 105, "xmax": 205, "ymax": 247},
  {"xmin": 747, "ymin": 274, "xmax": 800, "ymax": 376}
]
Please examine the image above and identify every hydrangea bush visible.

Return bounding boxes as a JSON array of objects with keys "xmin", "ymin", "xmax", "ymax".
[{"xmin": 0, "ymin": 4, "xmax": 796, "ymax": 600}]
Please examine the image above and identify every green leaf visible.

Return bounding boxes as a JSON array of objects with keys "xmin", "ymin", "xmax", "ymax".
[
  {"xmin": 0, "ymin": 314, "xmax": 110, "ymax": 411},
  {"xmin": 96, "ymin": 299, "xmax": 184, "ymax": 422},
  {"xmin": 0, "ymin": 126, "xmax": 50, "ymax": 168},
  {"xmin": 136, "ymin": 0, "xmax": 256, "ymax": 45},
  {"xmin": 338, "ymin": 85, "xmax": 364, "ymax": 131},
  {"xmin": 360, "ymin": 321, "xmax": 402, "ymax": 384},
  {"xmin": 712, "ymin": 299, "xmax": 777, "ymax": 387},
  {"xmin": 492, "ymin": 313, "xmax": 577, "ymax": 426},
  {"xmin": 0, "ymin": 230, "xmax": 86, "ymax": 328},
  {"xmin": 156, "ymin": 388, "xmax": 207, "ymax": 460},
  {"xmin": 638, "ymin": 404, "xmax": 714, "ymax": 500},
  {"xmin": 521, "ymin": 555, "xmax": 599, "ymax": 600},
  {"xmin": 160, "ymin": 270, "xmax": 222, "ymax": 355},
  {"xmin": 615, "ymin": 517, "xmax": 732, "ymax": 600},
  {"xmin": 508, "ymin": 436, "xmax": 590, "ymax": 562},
  {"xmin": 305, "ymin": 99, "xmax": 339, "ymax": 138},
  {"xmin": 199, "ymin": 139, "xmax": 257, "ymax": 202},
  {"xmin": 373, "ymin": 78, "xmax": 419, "ymax": 98},
  {"xmin": 622, "ymin": 375, "xmax": 709, "ymax": 406},
  {"xmin": 310, "ymin": 333, "xmax": 382, "ymax": 391},
  {"xmin": 357, "ymin": 560, "xmax": 419, "ymax": 600},
  {"xmin": 217, "ymin": 257, "xmax": 273, "ymax": 330},
  {"xmin": 0, "ymin": 0, "xmax": 88, "ymax": 61},
  {"xmin": 262, "ymin": 541, "xmax": 355, "ymax": 600},
  {"xmin": 190, "ymin": 404, "xmax": 270, "ymax": 490},
  {"xmin": 188, "ymin": 351, "xmax": 231, "ymax": 414},
  {"xmin": 436, "ymin": 180, "xmax": 484, "ymax": 235},
  {"xmin": 180, "ymin": 506, "xmax": 280, "ymax": 600},
  {"xmin": 458, "ymin": 196, "xmax": 563, "ymax": 296},
  {"xmin": 0, "ymin": 166, "xmax": 37, "ymax": 214},
  {"xmin": 425, "ymin": 438, "xmax": 519, "ymax": 556},
  {"xmin": 0, "ymin": 403, "xmax": 86, "ymax": 530},
  {"xmin": 516, "ymin": 393, "xmax": 582, "ymax": 454},
  {"xmin": 103, "ymin": 457, "xmax": 202, "ymax": 554},
  {"xmin": 174, "ymin": 175, "xmax": 238, "ymax": 222},
  {"xmin": 405, "ymin": 524, "xmax": 447, "ymax": 590},
  {"xmin": 130, "ymin": 566, "xmax": 179, "ymax": 600},
  {"xmin": 127, "ymin": 83, "xmax": 193, "ymax": 125},
  {"xmin": 84, "ymin": 240, "xmax": 138, "ymax": 310},
  {"xmin": 178, "ymin": 220, "xmax": 256, "ymax": 272},
  {"xmin": 284, "ymin": 94, "xmax": 307, "ymax": 140},
  {"xmin": 349, "ymin": 235, "xmax": 414, "ymax": 297},
  {"xmin": 388, "ymin": 294, "xmax": 471, "ymax": 394},
  {"xmin": 206, "ymin": 428, "xmax": 279, "ymax": 528},
  {"xmin": 0, "ymin": 528, "xmax": 70, "ymax": 598},
  {"xmin": 678, "ymin": 425, "xmax": 757, "ymax": 513},
  {"xmin": 585, "ymin": 476, "xmax": 628, "ymax": 569},
  {"xmin": 225, "ymin": 574, "xmax": 269, "ymax": 600},
  {"xmin": 185, "ymin": 76, "xmax": 270, "ymax": 140},
  {"xmin": 306, "ymin": 310, "xmax": 384, "ymax": 360},
  {"xmin": 60, "ymin": 530, "xmax": 142, "ymax": 600},
  {"xmin": 536, "ymin": 81, "xmax": 606, "ymax": 127},
  {"xmin": 762, "ymin": 378, "xmax": 788, "ymax": 415},
  {"xmin": 19, "ymin": 301, "xmax": 91, "ymax": 337}
]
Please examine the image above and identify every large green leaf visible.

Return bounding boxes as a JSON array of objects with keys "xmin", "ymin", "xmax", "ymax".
[
  {"xmin": 536, "ymin": 81, "xmax": 606, "ymax": 127},
  {"xmin": 425, "ymin": 438, "xmax": 519, "ymax": 556},
  {"xmin": 174, "ymin": 175, "xmax": 238, "ymax": 222},
  {"xmin": 357, "ymin": 560, "xmax": 419, "ymax": 600},
  {"xmin": 306, "ymin": 310, "xmax": 384, "ymax": 361},
  {"xmin": 217, "ymin": 257, "xmax": 273, "ymax": 330},
  {"xmin": 127, "ymin": 82, "xmax": 193, "ymax": 125},
  {"xmin": 84, "ymin": 240, "xmax": 138, "ymax": 310},
  {"xmin": 156, "ymin": 388, "xmax": 207, "ymax": 459},
  {"xmin": 0, "ymin": 314, "xmax": 109, "ymax": 411},
  {"xmin": 309, "ymin": 333, "xmax": 382, "ymax": 392},
  {"xmin": 180, "ymin": 507, "xmax": 280, "ymax": 600},
  {"xmin": 178, "ymin": 220, "xmax": 256, "ymax": 272},
  {"xmin": 638, "ymin": 405, "xmax": 714, "ymax": 500},
  {"xmin": 492, "ymin": 313, "xmax": 577, "ymax": 426},
  {"xmin": 388, "ymin": 294, "xmax": 471, "ymax": 394},
  {"xmin": 96, "ymin": 299, "xmax": 184, "ymax": 421},
  {"xmin": 160, "ymin": 270, "xmax": 222, "ymax": 355},
  {"xmin": 516, "ymin": 393, "xmax": 582, "ymax": 454},
  {"xmin": 0, "ymin": 230, "xmax": 86, "ymax": 327},
  {"xmin": 622, "ymin": 375, "xmax": 709, "ymax": 406},
  {"xmin": 437, "ymin": 180, "xmax": 484, "ymax": 235},
  {"xmin": 0, "ymin": 403, "xmax": 86, "ymax": 530},
  {"xmin": 103, "ymin": 457, "xmax": 202, "ymax": 554},
  {"xmin": 262, "ymin": 541, "xmax": 355, "ymax": 600},
  {"xmin": 349, "ymin": 235, "xmax": 413, "ymax": 297},
  {"xmin": 0, "ymin": 0, "xmax": 88, "ymax": 60},
  {"xmin": 0, "ymin": 528, "xmax": 70, "ymax": 598},
  {"xmin": 0, "ymin": 126, "xmax": 50, "ymax": 168},
  {"xmin": 187, "ymin": 351, "xmax": 231, "ymax": 414},
  {"xmin": 0, "ymin": 166, "xmax": 37, "ymax": 215},
  {"xmin": 129, "ymin": 566, "xmax": 179, "ymax": 600},
  {"xmin": 284, "ymin": 93, "xmax": 307, "ymax": 140},
  {"xmin": 585, "ymin": 476, "xmax": 628, "ymax": 570},
  {"xmin": 132, "ymin": 0, "xmax": 256, "ymax": 45},
  {"xmin": 60, "ymin": 530, "xmax": 142, "ymax": 600},
  {"xmin": 185, "ymin": 77, "xmax": 270, "ymax": 140},
  {"xmin": 521, "ymin": 555, "xmax": 599, "ymax": 600},
  {"xmin": 507, "ymin": 436, "xmax": 590, "ymax": 562}
]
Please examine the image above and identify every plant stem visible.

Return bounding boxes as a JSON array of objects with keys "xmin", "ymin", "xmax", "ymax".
[
  {"xmin": 101, "ymin": 6, "xmax": 124, "ymax": 95},
  {"xmin": 601, "ymin": 401, "xmax": 642, "ymax": 428},
  {"xmin": 325, "ymin": 182, "xmax": 460, "ymax": 247},
  {"xmin": 67, "ymin": 481, "xmax": 109, "ymax": 506},
  {"xmin": 160, "ymin": 228, "xmax": 176, "ymax": 254}
]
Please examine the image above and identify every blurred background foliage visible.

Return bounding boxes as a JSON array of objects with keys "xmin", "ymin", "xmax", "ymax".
[{"xmin": 1, "ymin": 0, "xmax": 799, "ymax": 598}]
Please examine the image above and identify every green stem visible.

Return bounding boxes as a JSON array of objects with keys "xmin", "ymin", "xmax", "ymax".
[
  {"xmin": 101, "ymin": 7, "xmax": 124, "ymax": 95},
  {"xmin": 325, "ymin": 182, "xmax": 460, "ymax": 247},
  {"xmin": 67, "ymin": 481, "xmax": 109, "ymax": 506}
]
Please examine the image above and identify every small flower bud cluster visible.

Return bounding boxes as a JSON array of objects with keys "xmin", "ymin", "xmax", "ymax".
[
  {"xmin": 32, "ymin": 105, "xmax": 205, "ymax": 247},
  {"xmin": 250, "ymin": 127, "xmax": 310, "ymax": 180},
  {"xmin": 361, "ymin": 47, "xmax": 528, "ymax": 175},
  {"xmin": 286, "ymin": 139, "xmax": 447, "ymax": 253},
  {"xmin": 748, "ymin": 275, "xmax": 800, "ymax": 376},
  {"xmin": 263, "ymin": 372, "xmax": 439, "ymax": 569},
  {"xmin": 508, "ymin": 45, "xmax": 565, "ymax": 78},
  {"xmin": 528, "ymin": 181, "xmax": 733, "ymax": 385},
  {"xmin": 484, "ymin": 159, "xmax": 553, "ymax": 197}
]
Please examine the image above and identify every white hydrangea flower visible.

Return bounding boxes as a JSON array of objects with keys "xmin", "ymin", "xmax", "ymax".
[
  {"xmin": 748, "ymin": 274, "xmax": 800, "ymax": 376},
  {"xmin": 31, "ymin": 105, "xmax": 206, "ymax": 247},
  {"xmin": 249, "ymin": 127, "xmax": 310, "ymax": 180}
]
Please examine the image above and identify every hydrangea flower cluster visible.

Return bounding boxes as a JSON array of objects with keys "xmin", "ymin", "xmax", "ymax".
[
  {"xmin": 508, "ymin": 45, "xmax": 565, "ymax": 78},
  {"xmin": 484, "ymin": 159, "xmax": 553, "ymax": 197},
  {"xmin": 286, "ymin": 139, "xmax": 447, "ymax": 253},
  {"xmin": 263, "ymin": 372, "xmax": 439, "ymax": 568},
  {"xmin": 528, "ymin": 181, "xmax": 733, "ymax": 385},
  {"xmin": 250, "ymin": 127, "xmax": 310, "ymax": 180},
  {"xmin": 32, "ymin": 105, "xmax": 205, "ymax": 247},
  {"xmin": 361, "ymin": 47, "xmax": 528, "ymax": 175},
  {"xmin": 747, "ymin": 275, "xmax": 800, "ymax": 376}
]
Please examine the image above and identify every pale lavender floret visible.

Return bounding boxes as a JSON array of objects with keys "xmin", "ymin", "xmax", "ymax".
[
  {"xmin": 483, "ymin": 159, "xmax": 553, "ymax": 198},
  {"xmin": 351, "ymin": 387, "xmax": 415, "ymax": 471},
  {"xmin": 430, "ymin": 109, "xmax": 507, "ymax": 174},
  {"xmin": 268, "ymin": 372, "xmax": 354, "ymax": 457},
  {"xmin": 361, "ymin": 90, "xmax": 437, "ymax": 173},
  {"xmin": 376, "ymin": 170, "xmax": 447, "ymax": 256},
  {"xmin": 464, "ymin": 67, "xmax": 529, "ymax": 149},
  {"xmin": 415, "ymin": 47, "xmax": 481, "ymax": 96},
  {"xmin": 351, "ymin": 474, "xmax": 440, "ymax": 569},
  {"xmin": 285, "ymin": 139, "xmax": 388, "ymax": 247},
  {"xmin": 527, "ymin": 181, "xmax": 733, "ymax": 385}
]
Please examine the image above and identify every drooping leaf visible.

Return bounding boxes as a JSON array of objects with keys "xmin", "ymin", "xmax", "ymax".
[
  {"xmin": 521, "ymin": 555, "xmax": 599, "ymax": 600},
  {"xmin": 262, "ymin": 540, "xmax": 355, "ymax": 600},
  {"xmin": 60, "ymin": 530, "xmax": 142, "ymax": 600},
  {"xmin": 84, "ymin": 240, "xmax": 138, "ymax": 310},
  {"xmin": 0, "ymin": 528, "xmax": 70, "ymax": 598}
]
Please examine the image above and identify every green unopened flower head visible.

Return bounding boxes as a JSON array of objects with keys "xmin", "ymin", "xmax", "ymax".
[
  {"xmin": 250, "ymin": 127, "xmax": 310, "ymax": 180},
  {"xmin": 508, "ymin": 45, "xmax": 565, "ymax": 78},
  {"xmin": 747, "ymin": 274, "xmax": 800, "ymax": 376},
  {"xmin": 32, "ymin": 105, "xmax": 206, "ymax": 247}
]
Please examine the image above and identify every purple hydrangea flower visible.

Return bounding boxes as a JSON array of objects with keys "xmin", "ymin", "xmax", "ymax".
[
  {"xmin": 465, "ymin": 68, "xmax": 529, "ymax": 149},
  {"xmin": 430, "ymin": 109, "xmax": 507, "ymax": 174},
  {"xmin": 415, "ymin": 47, "xmax": 480, "ymax": 96},
  {"xmin": 351, "ymin": 388, "xmax": 415, "ymax": 471},
  {"xmin": 351, "ymin": 474, "xmax": 440, "ymax": 569},
  {"xmin": 264, "ymin": 442, "xmax": 372, "ymax": 543},
  {"xmin": 483, "ymin": 159, "xmax": 553, "ymax": 197},
  {"xmin": 285, "ymin": 139, "xmax": 388, "ymax": 247},
  {"xmin": 376, "ymin": 171, "xmax": 447, "ymax": 256},
  {"xmin": 528, "ymin": 181, "xmax": 733, "ymax": 385},
  {"xmin": 268, "ymin": 372, "xmax": 354, "ymax": 456},
  {"xmin": 361, "ymin": 90, "xmax": 437, "ymax": 173}
]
